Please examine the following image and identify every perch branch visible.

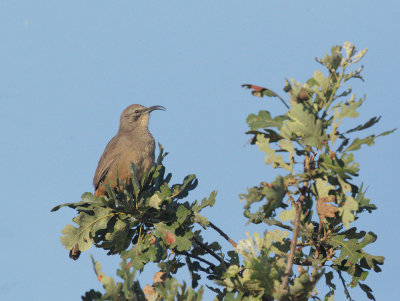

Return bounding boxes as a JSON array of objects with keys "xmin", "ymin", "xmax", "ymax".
[
  {"xmin": 192, "ymin": 237, "xmax": 224, "ymax": 264},
  {"xmin": 175, "ymin": 250, "xmax": 216, "ymax": 270},
  {"xmin": 281, "ymin": 153, "xmax": 311, "ymax": 294},
  {"xmin": 209, "ymin": 221, "xmax": 237, "ymax": 248},
  {"xmin": 280, "ymin": 199, "xmax": 302, "ymax": 293},
  {"xmin": 337, "ymin": 270, "xmax": 354, "ymax": 301}
]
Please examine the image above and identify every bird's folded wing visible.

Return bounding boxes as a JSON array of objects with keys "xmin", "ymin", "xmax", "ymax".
[{"xmin": 93, "ymin": 135, "xmax": 121, "ymax": 190}]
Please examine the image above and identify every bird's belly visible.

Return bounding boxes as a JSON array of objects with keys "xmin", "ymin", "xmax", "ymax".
[{"xmin": 111, "ymin": 148, "xmax": 154, "ymax": 184}]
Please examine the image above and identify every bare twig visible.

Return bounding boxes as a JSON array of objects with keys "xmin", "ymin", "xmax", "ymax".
[
  {"xmin": 209, "ymin": 222, "xmax": 237, "ymax": 248},
  {"xmin": 280, "ymin": 200, "xmax": 302, "ymax": 293},
  {"xmin": 175, "ymin": 250, "xmax": 216, "ymax": 270},
  {"xmin": 277, "ymin": 95, "xmax": 290, "ymax": 109},
  {"xmin": 337, "ymin": 270, "xmax": 354, "ymax": 301},
  {"xmin": 281, "ymin": 153, "xmax": 311, "ymax": 294},
  {"xmin": 192, "ymin": 237, "xmax": 224, "ymax": 264}
]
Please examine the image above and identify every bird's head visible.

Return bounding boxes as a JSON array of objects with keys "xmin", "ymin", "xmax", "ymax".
[{"xmin": 119, "ymin": 104, "xmax": 166, "ymax": 132}]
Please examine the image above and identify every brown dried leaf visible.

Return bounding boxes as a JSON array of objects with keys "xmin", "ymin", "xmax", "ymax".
[
  {"xmin": 153, "ymin": 271, "xmax": 167, "ymax": 283},
  {"xmin": 317, "ymin": 195, "xmax": 338, "ymax": 222},
  {"xmin": 143, "ymin": 285, "xmax": 156, "ymax": 299},
  {"xmin": 165, "ymin": 231, "xmax": 176, "ymax": 245}
]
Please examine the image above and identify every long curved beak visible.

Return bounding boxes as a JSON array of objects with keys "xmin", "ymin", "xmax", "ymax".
[{"xmin": 147, "ymin": 105, "xmax": 166, "ymax": 113}]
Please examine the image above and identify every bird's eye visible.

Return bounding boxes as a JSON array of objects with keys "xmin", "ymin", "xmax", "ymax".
[{"xmin": 134, "ymin": 110, "xmax": 139, "ymax": 114}]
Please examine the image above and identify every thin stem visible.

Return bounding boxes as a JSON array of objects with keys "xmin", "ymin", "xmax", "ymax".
[
  {"xmin": 167, "ymin": 188, "xmax": 184, "ymax": 200},
  {"xmin": 325, "ymin": 67, "xmax": 345, "ymax": 113},
  {"xmin": 262, "ymin": 86, "xmax": 290, "ymax": 109},
  {"xmin": 78, "ymin": 212, "xmax": 124, "ymax": 236},
  {"xmin": 281, "ymin": 153, "xmax": 310, "ymax": 294},
  {"xmin": 192, "ymin": 237, "xmax": 224, "ymax": 264},
  {"xmin": 337, "ymin": 270, "xmax": 354, "ymax": 301},
  {"xmin": 138, "ymin": 224, "xmax": 143, "ymax": 244},
  {"xmin": 209, "ymin": 222, "xmax": 237, "ymax": 248},
  {"xmin": 277, "ymin": 95, "xmax": 290, "ymax": 109},
  {"xmin": 280, "ymin": 200, "xmax": 302, "ymax": 293},
  {"xmin": 175, "ymin": 250, "xmax": 216, "ymax": 270}
]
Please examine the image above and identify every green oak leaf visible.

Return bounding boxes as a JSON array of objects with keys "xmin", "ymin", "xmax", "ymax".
[
  {"xmin": 337, "ymin": 177, "xmax": 359, "ymax": 228},
  {"xmin": 193, "ymin": 212, "xmax": 210, "ymax": 228},
  {"xmin": 247, "ymin": 110, "xmax": 287, "ymax": 130},
  {"xmin": 329, "ymin": 234, "xmax": 361, "ymax": 265},
  {"xmin": 51, "ymin": 192, "xmax": 106, "ymax": 212},
  {"xmin": 192, "ymin": 190, "xmax": 217, "ymax": 212},
  {"xmin": 325, "ymin": 271, "xmax": 336, "ymax": 290},
  {"xmin": 344, "ymin": 116, "xmax": 381, "ymax": 134},
  {"xmin": 316, "ymin": 45, "xmax": 342, "ymax": 71},
  {"xmin": 289, "ymin": 271, "xmax": 323, "ymax": 299},
  {"xmin": 256, "ymin": 135, "xmax": 291, "ymax": 171},
  {"xmin": 280, "ymin": 102, "xmax": 327, "ymax": 148},
  {"xmin": 345, "ymin": 129, "xmax": 396, "ymax": 152},
  {"xmin": 261, "ymin": 175, "xmax": 287, "ymax": 218},
  {"xmin": 361, "ymin": 252, "xmax": 384, "ymax": 272},
  {"xmin": 170, "ymin": 174, "xmax": 198, "ymax": 200},
  {"xmin": 359, "ymin": 232, "xmax": 377, "ymax": 248},
  {"xmin": 338, "ymin": 95, "xmax": 362, "ymax": 119},
  {"xmin": 339, "ymin": 195, "xmax": 358, "ymax": 229},
  {"xmin": 90, "ymin": 256, "xmax": 121, "ymax": 297},
  {"xmin": 356, "ymin": 184, "xmax": 377, "ymax": 213},
  {"xmin": 318, "ymin": 153, "xmax": 359, "ymax": 179},
  {"xmin": 176, "ymin": 205, "xmax": 190, "ymax": 225},
  {"xmin": 101, "ymin": 218, "xmax": 131, "ymax": 254},
  {"xmin": 174, "ymin": 231, "xmax": 194, "ymax": 252},
  {"xmin": 61, "ymin": 207, "xmax": 116, "ymax": 253},
  {"xmin": 60, "ymin": 224, "xmax": 92, "ymax": 253},
  {"xmin": 359, "ymin": 282, "xmax": 375, "ymax": 301}
]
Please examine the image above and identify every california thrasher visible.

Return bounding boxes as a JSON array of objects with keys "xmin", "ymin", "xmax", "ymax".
[
  {"xmin": 69, "ymin": 104, "xmax": 165, "ymax": 260},
  {"xmin": 93, "ymin": 104, "xmax": 165, "ymax": 196}
]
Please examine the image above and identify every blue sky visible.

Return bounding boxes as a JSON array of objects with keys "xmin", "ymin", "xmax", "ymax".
[{"xmin": 0, "ymin": 1, "xmax": 399, "ymax": 300}]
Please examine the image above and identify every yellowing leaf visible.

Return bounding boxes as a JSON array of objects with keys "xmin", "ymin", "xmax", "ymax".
[
  {"xmin": 315, "ymin": 178, "xmax": 335, "ymax": 198},
  {"xmin": 313, "ymin": 70, "xmax": 329, "ymax": 91},
  {"xmin": 279, "ymin": 207, "xmax": 296, "ymax": 221},
  {"xmin": 338, "ymin": 94, "xmax": 362, "ymax": 119},
  {"xmin": 147, "ymin": 194, "xmax": 162, "ymax": 209}
]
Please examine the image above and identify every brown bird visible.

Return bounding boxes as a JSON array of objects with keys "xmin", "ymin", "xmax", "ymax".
[
  {"xmin": 69, "ymin": 104, "xmax": 165, "ymax": 260},
  {"xmin": 93, "ymin": 104, "xmax": 166, "ymax": 196}
]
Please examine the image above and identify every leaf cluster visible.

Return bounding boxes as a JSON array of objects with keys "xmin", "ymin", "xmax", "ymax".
[
  {"xmin": 53, "ymin": 146, "xmax": 236, "ymax": 299},
  {"xmin": 82, "ymin": 256, "xmax": 205, "ymax": 301},
  {"xmin": 239, "ymin": 42, "xmax": 393, "ymax": 300},
  {"xmin": 52, "ymin": 146, "xmax": 215, "ymax": 258}
]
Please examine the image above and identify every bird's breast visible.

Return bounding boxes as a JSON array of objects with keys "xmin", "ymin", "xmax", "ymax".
[{"xmin": 116, "ymin": 134, "xmax": 155, "ymax": 181}]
